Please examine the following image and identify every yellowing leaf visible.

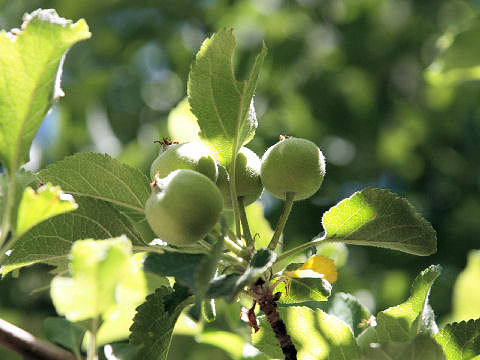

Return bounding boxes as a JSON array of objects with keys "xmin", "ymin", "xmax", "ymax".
[{"xmin": 284, "ymin": 255, "xmax": 338, "ymax": 283}]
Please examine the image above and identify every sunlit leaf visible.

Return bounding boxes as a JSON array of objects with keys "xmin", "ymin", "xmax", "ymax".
[
  {"xmin": 16, "ymin": 184, "xmax": 77, "ymax": 237},
  {"xmin": 188, "ymin": 28, "xmax": 267, "ymax": 165},
  {"xmin": 0, "ymin": 9, "xmax": 90, "ymax": 174},
  {"xmin": 50, "ymin": 236, "xmax": 147, "ymax": 329},
  {"xmin": 435, "ymin": 318, "xmax": 480, "ymax": 360},
  {"xmin": 324, "ymin": 292, "xmax": 372, "ymax": 337},
  {"xmin": 198, "ymin": 331, "xmax": 245, "ymax": 360},
  {"xmin": 375, "ymin": 265, "xmax": 441, "ymax": 343},
  {"xmin": 322, "ymin": 188, "xmax": 437, "ymax": 255},
  {"xmin": 1, "ymin": 196, "xmax": 143, "ymax": 276}
]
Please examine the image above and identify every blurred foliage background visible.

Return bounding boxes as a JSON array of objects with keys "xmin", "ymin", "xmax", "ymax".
[{"xmin": 1, "ymin": 0, "xmax": 480, "ymax": 359}]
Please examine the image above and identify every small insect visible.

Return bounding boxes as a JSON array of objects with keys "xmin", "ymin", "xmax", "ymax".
[{"xmin": 154, "ymin": 137, "xmax": 179, "ymax": 150}]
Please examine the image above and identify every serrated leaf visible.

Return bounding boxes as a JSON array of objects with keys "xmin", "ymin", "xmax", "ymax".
[
  {"xmin": 322, "ymin": 188, "xmax": 437, "ymax": 256},
  {"xmin": 453, "ymin": 250, "xmax": 480, "ymax": 322},
  {"xmin": 1, "ymin": 196, "xmax": 143, "ymax": 275},
  {"xmin": 284, "ymin": 255, "xmax": 338, "ymax": 282},
  {"xmin": 252, "ymin": 306, "xmax": 360, "ymax": 359},
  {"xmin": 16, "ymin": 183, "xmax": 77, "ymax": 237},
  {"xmin": 129, "ymin": 284, "xmax": 193, "ymax": 360},
  {"xmin": 187, "ymin": 28, "xmax": 267, "ymax": 165},
  {"xmin": 0, "ymin": 9, "xmax": 90, "ymax": 174},
  {"xmin": 44, "ymin": 317, "xmax": 85, "ymax": 356},
  {"xmin": 376, "ymin": 265, "xmax": 441, "ymax": 343},
  {"xmin": 324, "ymin": 292, "xmax": 372, "ymax": 337},
  {"xmin": 38, "ymin": 152, "xmax": 150, "ymax": 220},
  {"xmin": 50, "ymin": 237, "xmax": 146, "ymax": 325},
  {"xmin": 434, "ymin": 319, "xmax": 480, "ymax": 360},
  {"xmin": 143, "ymin": 251, "xmax": 206, "ymax": 292},
  {"xmin": 363, "ymin": 334, "xmax": 446, "ymax": 360}
]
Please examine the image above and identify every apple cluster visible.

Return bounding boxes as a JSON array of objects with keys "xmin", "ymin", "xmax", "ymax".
[{"xmin": 145, "ymin": 137, "xmax": 326, "ymax": 246}]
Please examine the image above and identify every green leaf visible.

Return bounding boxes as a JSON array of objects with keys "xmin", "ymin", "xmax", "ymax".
[
  {"xmin": 143, "ymin": 251, "xmax": 206, "ymax": 292},
  {"xmin": 376, "ymin": 265, "xmax": 442, "ymax": 343},
  {"xmin": 50, "ymin": 237, "xmax": 147, "ymax": 325},
  {"xmin": 0, "ymin": 9, "xmax": 90, "ymax": 174},
  {"xmin": 322, "ymin": 188, "xmax": 437, "ymax": 256},
  {"xmin": 95, "ymin": 253, "xmax": 154, "ymax": 346},
  {"xmin": 198, "ymin": 331, "xmax": 245, "ymax": 360},
  {"xmin": 43, "ymin": 317, "xmax": 85, "ymax": 357},
  {"xmin": 129, "ymin": 284, "xmax": 194, "ymax": 360},
  {"xmin": 38, "ymin": 152, "xmax": 150, "ymax": 220},
  {"xmin": 16, "ymin": 184, "xmax": 77, "ymax": 237},
  {"xmin": 324, "ymin": 292, "xmax": 372, "ymax": 337},
  {"xmin": 363, "ymin": 334, "xmax": 446, "ymax": 360},
  {"xmin": 434, "ymin": 319, "xmax": 480, "ymax": 360},
  {"xmin": 187, "ymin": 28, "xmax": 267, "ymax": 165},
  {"xmin": 452, "ymin": 250, "xmax": 480, "ymax": 322},
  {"xmin": 1, "ymin": 196, "xmax": 143, "ymax": 275},
  {"xmin": 274, "ymin": 262, "xmax": 332, "ymax": 304},
  {"xmin": 252, "ymin": 306, "xmax": 360, "ymax": 359}
]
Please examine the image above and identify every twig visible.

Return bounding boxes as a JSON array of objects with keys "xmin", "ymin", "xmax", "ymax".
[
  {"xmin": 0, "ymin": 318, "xmax": 79, "ymax": 360},
  {"xmin": 252, "ymin": 278, "xmax": 297, "ymax": 360}
]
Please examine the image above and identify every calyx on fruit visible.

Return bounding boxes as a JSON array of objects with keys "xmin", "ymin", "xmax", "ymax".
[
  {"xmin": 150, "ymin": 142, "xmax": 218, "ymax": 182},
  {"xmin": 261, "ymin": 136, "xmax": 326, "ymax": 200},
  {"xmin": 145, "ymin": 169, "xmax": 223, "ymax": 246},
  {"xmin": 216, "ymin": 147, "xmax": 263, "ymax": 208}
]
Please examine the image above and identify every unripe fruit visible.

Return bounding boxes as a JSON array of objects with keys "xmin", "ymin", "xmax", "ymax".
[
  {"xmin": 150, "ymin": 142, "xmax": 218, "ymax": 182},
  {"xmin": 216, "ymin": 147, "xmax": 263, "ymax": 208},
  {"xmin": 145, "ymin": 169, "xmax": 223, "ymax": 246},
  {"xmin": 261, "ymin": 137, "xmax": 326, "ymax": 200}
]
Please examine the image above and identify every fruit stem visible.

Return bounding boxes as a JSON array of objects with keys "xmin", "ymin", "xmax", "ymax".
[
  {"xmin": 228, "ymin": 152, "xmax": 242, "ymax": 241},
  {"xmin": 224, "ymin": 235, "xmax": 245, "ymax": 256},
  {"xmin": 268, "ymin": 192, "xmax": 295, "ymax": 251},
  {"xmin": 0, "ymin": 171, "xmax": 17, "ymax": 263},
  {"xmin": 274, "ymin": 232, "xmax": 325, "ymax": 264},
  {"xmin": 237, "ymin": 196, "xmax": 254, "ymax": 247}
]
